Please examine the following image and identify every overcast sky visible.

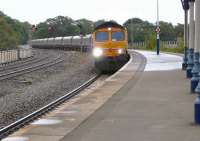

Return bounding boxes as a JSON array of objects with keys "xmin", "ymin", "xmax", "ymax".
[{"xmin": 0, "ymin": 0, "xmax": 183, "ymax": 25}]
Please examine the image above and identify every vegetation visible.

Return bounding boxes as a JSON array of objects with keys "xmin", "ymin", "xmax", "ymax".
[
  {"xmin": 0, "ymin": 11, "xmax": 184, "ymax": 51},
  {"xmin": 123, "ymin": 18, "xmax": 184, "ymax": 53},
  {"xmin": 131, "ymin": 37, "xmax": 184, "ymax": 53},
  {"xmin": 123, "ymin": 18, "xmax": 184, "ymax": 42},
  {"xmin": 0, "ymin": 11, "xmax": 31, "ymax": 50},
  {"xmin": 33, "ymin": 17, "xmax": 183, "ymax": 43},
  {"xmin": 32, "ymin": 18, "xmax": 112, "ymax": 39},
  {"xmin": 0, "ymin": 16, "xmax": 18, "ymax": 50}
]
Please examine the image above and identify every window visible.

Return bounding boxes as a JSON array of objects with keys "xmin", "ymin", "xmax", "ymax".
[
  {"xmin": 95, "ymin": 32, "xmax": 109, "ymax": 42},
  {"xmin": 112, "ymin": 31, "xmax": 124, "ymax": 41}
]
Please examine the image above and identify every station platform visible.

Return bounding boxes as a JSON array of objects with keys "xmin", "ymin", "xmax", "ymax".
[{"xmin": 3, "ymin": 50, "xmax": 200, "ymax": 141}]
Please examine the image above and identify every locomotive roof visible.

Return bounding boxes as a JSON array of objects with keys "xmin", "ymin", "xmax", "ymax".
[{"xmin": 94, "ymin": 22, "xmax": 125, "ymax": 30}]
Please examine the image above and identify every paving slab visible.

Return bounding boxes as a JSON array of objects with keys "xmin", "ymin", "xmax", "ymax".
[{"xmin": 60, "ymin": 51, "xmax": 200, "ymax": 141}]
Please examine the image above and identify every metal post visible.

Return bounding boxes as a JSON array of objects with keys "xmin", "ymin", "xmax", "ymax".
[
  {"xmin": 181, "ymin": 0, "xmax": 189, "ymax": 70},
  {"xmin": 8, "ymin": 50, "xmax": 12, "ymax": 63},
  {"xmin": 0, "ymin": 51, "xmax": 2, "ymax": 65},
  {"xmin": 8, "ymin": 50, "xmax": 9, "ymax": 63},
  {"xmin": 11, "ymin": 50, "xmax": 12, "ymax": 62},
  {"xmin": 156, "ymin": 0, "xmax": 160, "ymax": 55},
  {"xmin": 17, "ymin": 48, "xmax": 20, "ymax": 60},
  {"xmin": 187, "ymin": 0, "xmax": 195, "ymax": 78},
  {"xmin": 131, "ymin": 19, "xmax": 134, "ymax": 47},
  {"xmin": 194, "ymin": 0, "xmax": 200, "ymax": 124},
  {"xmin": 191, "ymin": 0, "xmax": 198, "ymax": 92},
  {"xmin": 7, "ymin": 50, "xmax": 8, "ymax": 63},
  {"xmin": 183, "ymin": 10, "xmax": 189, "ymax": 70},
  {"xmin": 80, "ymin": 35, "xmax": 83, "ymax": 52}
]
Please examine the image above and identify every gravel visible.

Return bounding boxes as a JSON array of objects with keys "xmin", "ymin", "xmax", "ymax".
[{"xmin": 0, "ymin": 49, "xmax": 97, "ymax": 128}]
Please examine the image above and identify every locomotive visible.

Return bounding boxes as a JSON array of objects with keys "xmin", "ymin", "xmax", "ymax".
[{"xmin": 92, "ymin": 22, "xmax": 130, "ymax": 72}]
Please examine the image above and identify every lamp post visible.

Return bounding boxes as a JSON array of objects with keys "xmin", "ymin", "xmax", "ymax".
[{"xmin": 181, "ymin": 0, "xmax": 189, "ymax": 70}]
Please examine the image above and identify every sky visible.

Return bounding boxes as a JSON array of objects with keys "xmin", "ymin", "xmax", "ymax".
[{"xmin": 0, "ymin": 0, "xmax": 184, "ymax": 25}]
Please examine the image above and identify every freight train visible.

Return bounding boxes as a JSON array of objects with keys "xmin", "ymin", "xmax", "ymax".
[{"xmin": 30, "ymin": 22, "xmax": 130, "ymax": 72}]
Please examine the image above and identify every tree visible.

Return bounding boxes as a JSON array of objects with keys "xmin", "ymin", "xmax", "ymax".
[
  {"xmin": 123, "ymin": 18, "xmax": 154, "ymax": 43},
  {"xmin": 94, "ymin": 19, "xmax": 106, "ymax": 28},
  {"xmin": 0, "ymin": 11, "xmax": 31, "ymax": 45},
  {"xmin": 159, "ymin": 21, "xmax": 176, "ymax": 41},
  {"xmin": 29, "ymin": 15, "xmax": 184, "ymax": 45},
  {"xmin": 76, "ymin": 19, "xmax": 94, "ymax": 35},
  {"xmin": 0, "ymin": 17, "xmax": 18, "ymax": 50},
  {"xmin": 33, "ymin": 16, "xmax": 81, "ymax": 38},
  {"xmin": 174, "ymin": 23, "xmax": 184, "ymax": 38}
]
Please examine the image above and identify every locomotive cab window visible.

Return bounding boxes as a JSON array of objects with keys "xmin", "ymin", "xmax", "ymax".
[
  {"xmin": 112, "ymin": 31, "xmax": 124, "ymax": 41},
  {"xmin": 95, "ymin": 32, "xmax": 109, "ymax": 42}
]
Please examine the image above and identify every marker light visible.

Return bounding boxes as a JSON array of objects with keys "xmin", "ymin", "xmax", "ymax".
[
  {"xmin": 108, "ymin": 27, "xmax": 112, "ymax": 31},
  {"xmin": 93, "ymin": 48, "xmax": 103, "ymax": 57},
  {"xmin": 118, "ymin": 49, "xmax": 123, "ymax": 54}
]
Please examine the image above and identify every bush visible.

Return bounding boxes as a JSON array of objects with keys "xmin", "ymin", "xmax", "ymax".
[{"xmin": 146, "ymin": 32, "xmax": 156, "ymax": 50}]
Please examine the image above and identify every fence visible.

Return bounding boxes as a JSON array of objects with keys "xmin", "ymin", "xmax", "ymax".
[
  {"xmin": 161, "ymin": 41, "xmax": 178, "ymax": 48},
  {"xmin": 0, "ymin": 48, "xmax": 32, "ymax": 64},
  {"xmin": 128, "ymin": 41, "xmax": 179, "ymax": 49},
  {"xmin": 128, "ymin": 42, "xmax": 146, "ymax": 49}
]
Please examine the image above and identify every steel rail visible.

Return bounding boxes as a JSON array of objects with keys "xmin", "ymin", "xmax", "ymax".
[
  {"xmin": 0, "ymin": 74, "xmax": 100, "ymax": 139},
  {"xmin": 0, "ymin": 49, "xmax": 41, "ymax": 68},
  {"xmin": 0, "ymin": 55, "xmax": 64, "ymax": 80},
  {"xmin": 0, "ymin": 55, "xmax": 50, "ymax": 72},
  {"xmin": 0, "ymin": 49, "xmax": 48, "ymax": 69},
  {"xmin": 0, "ymin": 50, "xmax": 36, "ymax": 67}
]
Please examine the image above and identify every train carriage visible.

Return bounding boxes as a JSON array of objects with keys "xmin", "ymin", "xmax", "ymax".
[{"xmin": 54, "ymin": 37, "xmax": 63, "ymax": 47}]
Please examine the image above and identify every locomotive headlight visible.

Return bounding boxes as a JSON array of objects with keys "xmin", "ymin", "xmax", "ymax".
[
  {"xmin": 93, "ymin": 48, "xmax": 103, "ymax": 57},
  {"xmin": 118, "ymin": 49, "xmax": 124, "ymax": 54}
]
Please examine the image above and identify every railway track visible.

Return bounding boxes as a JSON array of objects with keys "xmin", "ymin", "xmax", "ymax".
[
  {"xmin": 0, "ymin": 74, "xmax": 100, "ymax": 139},
  {"xmin": 0, "ymin": 49, "xmax": 47, "ymax": 70},
  {"xmin": 0, "ymin": 50, "xmax": 35, "ymax": 67},
  {"xmin": 0, "ymin": 55, "xmax": 64, "ymax": 80},
  {"xmin": 0, "ymin": 55, "xmax": 49, "ymax": 72}
]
